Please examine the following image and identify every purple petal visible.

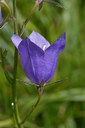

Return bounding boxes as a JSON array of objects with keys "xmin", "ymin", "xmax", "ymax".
[
  {"xmin": 0, "ymin": 7, "xmax": 2, "ymax": 23},
  {"xmin": 28, "ymin": 31, "xmax": 50, "ymax": 50},
  {"xmin": 46, "ymin": 32, "xmax": 66, "ymax": 53},
  {"xmin": 11, "ymin": 34, "xmax": 22, "ymax": 48},
  {"xmin": 43, "ymin": 32, "xmax": 66, "ymax": 82},
  {"xmin": 18, "ymin": 38, "xmax": 44, "ymax": 84}
]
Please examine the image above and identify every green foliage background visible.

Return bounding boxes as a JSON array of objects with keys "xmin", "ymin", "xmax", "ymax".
[{"xmin": 0, "ymin": 0, "xmax": 85, "ymax": 127}]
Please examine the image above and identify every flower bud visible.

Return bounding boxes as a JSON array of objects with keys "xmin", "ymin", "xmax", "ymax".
[
  {"xmin": 35, "ymin": 0, "xmax": 43, "ymax": 4},
  {"xmin": 0, "ymin": 7, "xmax": 3, "ymax": 23}
]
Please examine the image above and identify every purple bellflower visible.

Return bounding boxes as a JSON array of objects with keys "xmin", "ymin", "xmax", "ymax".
[{"xmin": 11, "ymin": 31, "xmax": 66, "ymax": 85}]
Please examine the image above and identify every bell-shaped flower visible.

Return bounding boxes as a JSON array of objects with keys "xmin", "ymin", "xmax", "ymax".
[{"xmin": 11, "ymin": 31, "xmax": 66, "ymax": 85}]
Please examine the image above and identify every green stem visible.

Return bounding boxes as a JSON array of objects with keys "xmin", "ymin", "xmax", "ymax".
[
  {"xmin": 20, "ymin": 93, "xmax": 41, "ymax": 125},
  {"xmin": 12, "ymin": 47, "xmax": 20, "ymax": 127},
  {"xmin": 13, "ymin": 0, "xmax": 17, "ymax": 33},
  {"xmin": 12, "ymin": 0, "xmax": 22, "ymax": 128},
  {"xmin": 20, "ymin": 1, "xmax": 39, "ymax": 36}
]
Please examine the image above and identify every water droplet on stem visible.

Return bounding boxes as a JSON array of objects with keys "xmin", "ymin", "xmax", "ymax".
[{"xmin": 11, "ymin": 102, "xmax": 14, "ymax": 106}]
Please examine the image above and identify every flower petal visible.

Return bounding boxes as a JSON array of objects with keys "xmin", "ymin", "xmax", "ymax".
[
  {"xmin": 27, "ymin": 41, "xmax": 58, "ymax": 84},
  {"xmin": 43, "ymin": 32, "xmax": 66, "ymax": 82},
  {"xmin": 18, "ymin": 37, "xmax": 44, "ymax": 84},
  {"xmin": 11, "ymin": 34, "xmax": 22, "ymax": 48},
  {"xmin": 28, "ymin": 31, "xmax": 50, "ymax": 50},
  {"xmin": 48, "ymin": 32, "xmax": 66, "ymax": 53},
  {"xmin": 0, "ymin": 7, "xmax": 2, "ymax": 23}
]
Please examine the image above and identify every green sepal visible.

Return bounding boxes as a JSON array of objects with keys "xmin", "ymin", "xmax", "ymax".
[
  {"xmin": 46, "ymin": 78, "xmax": 68, "ymax": 86},
  {"xmin": 16, "ymin": 79, "xmax": 37, "ymax": 86},
  {"xmin": 44, "ymin": 0, "xmax": 64, "ymax": 8}
]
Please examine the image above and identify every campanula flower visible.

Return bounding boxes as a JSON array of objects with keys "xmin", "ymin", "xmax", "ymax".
[{"xmin": 11, "ymin": 31, "xmax": 66, "ymax": 85}]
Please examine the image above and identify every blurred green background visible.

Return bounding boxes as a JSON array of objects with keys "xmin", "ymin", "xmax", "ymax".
[{"xmin": 0, "ymin": 0, "xmax": 85, "ymax": 127}]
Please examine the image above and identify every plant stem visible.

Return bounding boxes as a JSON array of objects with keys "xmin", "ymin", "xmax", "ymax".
[
  {"xmin": 20, "ymin": 1, "xmax": 39, "ymax": 36},
  {"xmin": 13, "ymin": 0, "xmax": 17, "ymax": 33},
  {"xmin": 20, "ymin": 93, "xmax": 41, "ymax": 125},
  {"xmin": 12, "ymin": 0, "xmax": 22, "ymax": 128}
]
